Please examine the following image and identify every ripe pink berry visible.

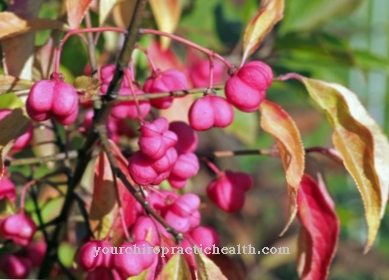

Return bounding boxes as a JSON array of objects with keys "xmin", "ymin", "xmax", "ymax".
[
  {"xmin": 26, "ymin": 74, "xmax": 79, "ymax": 125},
  {"xmin": 99, "ymin": 64, "xmax": 131, "ymax": 94},
  {"xmin": 143, "ymin": 69, "xmax": 189, "ymax": 109},
  {"xmin": 225, "ymin": 61, "xmax": 273, "ymax": 112},
  {"xmin": 110, "ymin": 87, "xmax": 150, "ymax": 120},
  {"xmin": 0, "ymin": 214, "xmax": 36, "ymax": 246},
  {"xmin": 138, "ymin": 117, "xmax": 178, "ymax": 160},
  {"xmin": 0, "ymin": 109, "xmax": 33, "ymax": 152},
  {"xmin": 167, "ymin": 153, "xmax": 199, "ymax": 189},
  {"xmin": 0, "ymin": 177, "xmax": 16, "ymax": 202},
  {"xmin": 86, "ymin": 267, "xmax": 122, "ymax": 280},
  {"xmin": 189, "ymin": 95, "xmax": 234, "ymax": 131},
  {"xmin": 114, "ymin": 241, "xmax": 155, "ymax": 277},
  {"xmin": 169, "ymin": 121, "xmax": 198, "ymax": 154},
  {"xmin": 189, "ymin": 226, "xmax": 220, "ymax": 253},
  {"xmin": 0, "ymin": 254, "xmax": 31, "ymax": 279},
  {"xmin": 25, "ymin": 241, "xmax": 46, "ymax": 267},
  {"xmin": 189, "ymin": 59, "xmax": 224, "ymax": 88},
  {"xmin": 131, "ymin": 216, "xmax": 160, "ymax": 246},
  {"xmin": 128, "ymin": 148, "xmax": 177, "ymax": 186},
  {"xmin": 206, "ymin": 171, "xmax": 253, "ymax": 213},
  {"xmin": 78, "ymin": 240, "xmax": 112, "ymax": 271}
]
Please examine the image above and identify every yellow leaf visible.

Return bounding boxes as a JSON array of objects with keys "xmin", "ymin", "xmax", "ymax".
[
  {"xmin": 99, "ymin": 0, "xmax": 120, "ymax": 26},
  {"xmin": 194, "ymin": 253, "xmax": 228, "ymax": 280},
  {"xmin": 0, "ymin": 75, "xmax": 34, "ymax": 95},
  {"xmin": 283, "ymin": 73, "xmax": 389, "ymax": 252},
  {"xmin": 149, "ymin": 0, "xmax": 183, "ymax": 49},
  {"xmin": 242, "ymin": 0, "xmax": 284, "ymax": 63},
  {"xmin": 259, "ymin": 100, "xmax": 305, "ymax": 235},
  {"xmin": 66, "ymin": 0, "xmax": 93, "ymax": 29},
  {"xmin": 160, "ymin": 253, "xmax": 192, "ymax": 280}
]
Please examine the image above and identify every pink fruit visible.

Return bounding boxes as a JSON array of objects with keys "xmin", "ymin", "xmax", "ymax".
[
  {"xmin": 110, "ymin": 87, "xmax": 150, "ymax": 120},
  {"xmin": 143, "ymin": 69, "xmax": 189, "ymax": 109},
  {"xmin": 78, "ymin": 240, "xmax": 112, "ymax": 271},
  {"xmin": 189, "ymin": 95, "xmax": 234, "ymax": 131},
  {"xmin": 26, "ymin": 75, "xmax": 79, "ymax": 125},
  {"xmin": 189, "ymin": 226, "xmax": 220, "ymax": 252},
  {"xmin": 164, "ymin": 211, "xmax": 191, "ymax": 232},
  {"xmin": 131, "ymin": 216, "xmax": 160, "ymax": 246},
  {"xmin": 225, "ymin": 61, "xmax": 273, "ymax": 112},
  {"xmin": 25, "ymin": 241, "xmax": 46, "ymax": 267},
  {"xmin": 170, "ymin": 193, "xmax": 201, "ymax": 218},
  {"xmin": 114, "ymin": 241, "xmax": 155, "ymax": 277},
  {"xmin": 0, "ymin": 214, "xmax": 36, "ymax": 246},
  {"xmin": 128, "ymin": 147, "xmax": 177, "ymax": 186},
  {"xmin": 168, "ymin": 153, "xmax": 199, "ymax": 184},
  {"xmin": 169, "ymin": 121, "xmax": 198, "ymax": 154},
  {"xmin": 189, "ymin": 59, "xmax": 224, "ymax": 88},
  {"xmin": 138, "ymin": 117, "xmax": 178, "ymax": 160},
  {"xmin": 0, "ymin": 177, "xmax": 16, "ymax": 202},
  {"xmin": 86, "ymin": 267, "xmax": 121, "ymax": 280},
  {"xmin": 0, "ymin": 254, "xmax": 31, "ymax": 279},
  {"xmin": 206, "ymin": 171, "xmax": 253, "ymax": 213},
  {"xmin": 99, "ymin": 64, "xmax": 131, "ymax": 93},
  {"xmin": 0, "ymin": 109, "xmax": 33, "ymax": 152}
]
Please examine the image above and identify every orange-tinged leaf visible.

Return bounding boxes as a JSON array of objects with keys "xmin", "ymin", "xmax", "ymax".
[
  {"xmin": 0, "ymin": 108, "xmax": 30, "ymax": 179},
  {"xmin": 259, "ymin": 99, "xmax": 305, "ymax": 235},
  {"xmin": 149, "ymin": 0, "xmax": 183, "ymax": 49},
  {"xmin": 109, "ymin": 140, "xmax": 137, "ymax": 245},
  {"xmin": 297, "ymin": 174, "xmax": 339, "ymax": 280},
  {"xmin": 89, "ymin": 150, "xmax": 117, "ymax": 240},
  {"xmin": 281, "ymin": 73, "xmax": 389, "ymax": 252},
  {"xmin": 242, "ymin": 0, "xmax": 284, "ymax": 63},
  {"xmin": 194, "ymin": 253, "xmax": 228, "ymax": 280},
  {"xmin": 0, "ymin": 75, "xmax": 34, "ymax": 94},
  {"xmin": 159, "ymin": 253, "xmax": 192, "ymax": 280},
  {"xmin": 66, "ymin": 0, "xmax": 93, "ymax": 29},
  {"xmin": 0, "ymin": 12, "xmax": 68, "ymax": 40}
]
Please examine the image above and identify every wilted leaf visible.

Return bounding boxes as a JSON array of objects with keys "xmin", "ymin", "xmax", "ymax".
[
  {"xmin": 89, "ymin": 150, "xmax": 117, "ymax": 240},
  {"xmin": 149, "ymin": 0, "xmax": 183, "ymax": 49},
  {"xmin": 194, "ymin": 253, "xmax": 228, "ymax": 280},
  {"xmin": 66, "ymin": 0, "xmax": 93, "ymax": 29},
  {"xmin": 0, "ymin": 108, "xmax": 30, "ymax": 179},
  {"xmin": 0, "ymin": 75, "xmax": 34, "ymax": 95},
  {"xmin": 259, "ymin": 99, "xmax": 305, "ymax": 235},
  {"xmin": 159, "ymin": 253, "xmax": 192, "ymax": 280},
  {"xmin": 73, "ymin": 75, "xmax": 100, "ymax": 103},
  {"xmin": 99, "ymin": 0, "xmax": 120, "ymax": 26},
  {"xmin": 0, "ymin": 12, "xmax": 68, "ymax": 40},
  {"xmin": 281, "ymin": 73, "xmax": 389, "ymax": 251},
  {"xmin": 109, "ymin": 140, "xmax": 137, "ymax": 245},
  {"xmin": 297, "ymin": 174, "xmax": 339, "ymax": 280},
  {"xmin": 242, "ymin": 0, "xmax": 284, "ymax": 63},
  {"xmin": 112, "ymin": 0, "xmax": 136, "ymax": 29}
]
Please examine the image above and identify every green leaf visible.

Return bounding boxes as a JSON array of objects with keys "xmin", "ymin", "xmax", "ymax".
[
  {"xmin": 281, "ymin": 73, "xmax": 389, "ymax": 252},
  {"xmin": 159, "ymin": 253, "xmax": 192, "ymax": 280},
  {"xmin": 280, "ymin": 0, "xmax": 363, "ymax": 34}
]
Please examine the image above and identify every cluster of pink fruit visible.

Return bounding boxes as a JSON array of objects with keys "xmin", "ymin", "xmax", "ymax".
[
  {"xmin": 13, "ymin": 37, "xmax": 274, "ymax": 278},
  {"xmin": 79, "ymin": 192, "xmax": 218, "ymax": 279},
  {"xmin": 0, "ymin": 177, "xmax": 42, "ymax": 278}
]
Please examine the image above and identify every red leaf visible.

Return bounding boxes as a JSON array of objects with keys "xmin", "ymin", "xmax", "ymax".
[
  {"xmin": 66, "ymin": 0, "xmax": 93, "ymax": 29},
  {"xmin": 297, "ymin": 174, "xmax": 339, "ymax": 280}
]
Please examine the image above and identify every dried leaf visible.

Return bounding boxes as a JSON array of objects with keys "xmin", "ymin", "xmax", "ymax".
[
  {"xmin": 283, "ymin": 73, "xmax": 389, "ymax": 252},
  {"xmin": 149, "ymin": 0, "xmax": 183, "ymax": 49},
  {"xmin": 89, "ymin": 150, "xmax": 117, "ymax": 240},
  {"xmin": 242, "ymin": 0, "xmax": 284, "ymax": 63},
  {"xmin": 0, "ymin": 12, "xmax": 68, "ymax": 40},
  {"xmin": 73, "ymin": 76, "xmax": 100, "ymax": 102},
  {"xmin": 0, "ymin": 74, "xmax": 34, "ymax": 95},
  {"xmin": 112, "ymin": 0, "xmax": 137, "ymax": 29},
  {"xmin": 66, "ymin": 0, "xmax": 93, "ymax": 29},
  {"xmin": 159, "ymin": 254, "xmax": 192, "ymax": 280},
  {"xmin": 297, "ymin": 174, "xmax": 339, "ymax": 280},
  {"xmin": 259, "ymin": 99, "xmax": 305, "ymax": 235},
  {"xmin": 0, "ymin": 108, "xmax": 30, "ymax": 178},
  {"xmin": 194, "ymin": 253, "xmax": 228, "ymax": 280}
]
